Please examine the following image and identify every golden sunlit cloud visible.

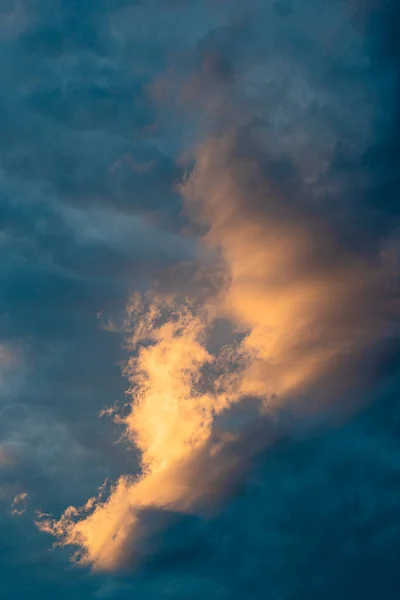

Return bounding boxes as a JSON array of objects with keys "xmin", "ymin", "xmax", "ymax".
[
  {"xmin": 183, "ymin": 134, "xmax": 393, "ymax": 400},
  {"xmin": 37, "ymin": 131, "xmax": 398, "ymax": 572},
  {"xmin": 37, "ymin": 294, "xmax": 248, "ymax": 571}
]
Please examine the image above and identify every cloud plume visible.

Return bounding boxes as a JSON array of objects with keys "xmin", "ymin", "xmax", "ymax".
[
  {"xmin": 183, "ymin": 132, "xmax": 399, "ymax": 399},
  {"xmin": 37, "ymin": 293, "xmax": 248, "ymax": 570},
  {"xmin": 37, "ymin": 126, "xmax": 400, "ymax": 571},
  {"xmin": 35, "ymin": 0, "xmax": 400, "ymax": 574}
]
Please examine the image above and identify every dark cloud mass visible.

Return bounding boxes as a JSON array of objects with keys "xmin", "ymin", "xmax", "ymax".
[{"xmin": 0, "ymin": 0, "xmax": 400, "ymax": 598}]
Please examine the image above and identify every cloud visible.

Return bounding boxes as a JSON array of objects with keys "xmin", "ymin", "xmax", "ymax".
[
  {"xmin": 1, "ymin": 0, "xmax": 399, "ymax": 596},
  {"xmin": 183, "ymin": 132, "xmax": 399, "ymax": 399},
  {"xmin": 37, "ymin": 119, "xmax": 400, "ymax": 573},
  {"xmin": 10, "ymin": 492, "xmax": 28, "ymax": 515},
  {"xmin": 36, "ymin": 296, "xmax": 245, "ymax": 570}
]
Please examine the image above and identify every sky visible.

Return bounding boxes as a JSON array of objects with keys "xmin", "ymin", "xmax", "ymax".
[{"xmin": 0, "ymin": 0, "xmax": 400, "ymax": 598}]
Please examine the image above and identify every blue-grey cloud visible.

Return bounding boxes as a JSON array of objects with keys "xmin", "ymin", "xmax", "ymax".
[{"xmin": 0, "ymin": 0, "xmax": 400, "ymax": 598}]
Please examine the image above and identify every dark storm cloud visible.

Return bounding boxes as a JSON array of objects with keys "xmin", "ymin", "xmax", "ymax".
[
  {"xmin": 0, "ymin": 1, "xmax": 195, "ymax": 593},
  {"xmin": 0, "ymin": 0, "xmax": 186, "ymax": 223},
  {"xmin": 0, "ymin": 0, "xmax": 400, "ymax": 598},
  {"xmin": 123, "ymin": 376, "xmax": 400, "ymax": 600}
]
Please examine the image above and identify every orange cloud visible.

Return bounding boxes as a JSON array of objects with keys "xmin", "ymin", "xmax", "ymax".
[
  {"xmin": 37, "ymin": 294, "xmax": 248, "ymax": 571},
  {"xmin": 37, "ymin": 132, "xmax": 399, "ymax": 572},
  {"xmin": 183, "ymin": 133, "xmax": 393, "ymax": 400}
]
